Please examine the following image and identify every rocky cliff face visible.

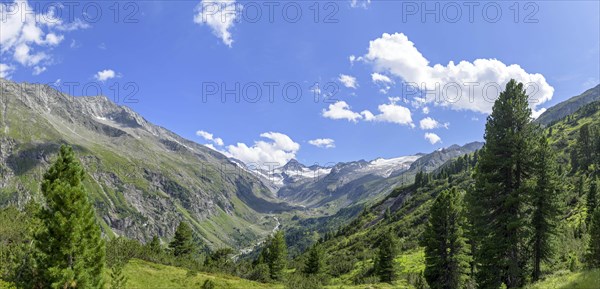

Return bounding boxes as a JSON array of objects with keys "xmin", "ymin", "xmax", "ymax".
[{"xmin": 0, "ymin": 78, "xmax": 289, "ymax": 248}]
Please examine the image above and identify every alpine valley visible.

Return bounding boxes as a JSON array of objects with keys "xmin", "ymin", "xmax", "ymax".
[{"xmin": 1, "ymin": 79, "xmax": 600, "ymax": 289}]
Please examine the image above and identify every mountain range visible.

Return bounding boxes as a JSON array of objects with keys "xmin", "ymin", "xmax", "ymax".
[{"xmin": 0, "ymin": 77, "xmax": 597, "ymax": 250}]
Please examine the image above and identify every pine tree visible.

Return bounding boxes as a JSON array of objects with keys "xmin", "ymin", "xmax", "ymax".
[
  {"xmin": 530, "ymin": 135, "xmax": 562, "ymax": 281},
  {"xmin": 423, "ymin": 188, "xmax": 470, "ymax": 289},
  {"xmin": 576, "ymin": 175, "xmax": 586, "ymax": 197},
  {"xmin": 169, "ymin": 221, "xmax": 195, "ymax": 257},
  {"xmin": 265, "ymin": 230, "xmax": 287, "ymax": 281},
  {"xmin": 303, "ymin": 243, "xmax": 326, "ymax": 275},
  {"xmin": 148, "ymin": 235, "xmax": 162, "ymax": 254},
  {"xmin": 374, "ymin": 230, "xmax": 398, "ymax": 283},
  {"xmin": 35, "ymin": 145, "xmax": 105, "ymax": 288},
  {"xmin": 586, "ymin": 209, "xmax": 600, "ymax": 268},
  {"xmin": 470, "ymin": 80, "xmax": 537, "ymax": 289},
  {"xmin": 587, "ymin": 179, "xmax": 598, "ymax": 226},
  {"xmin": 577, "ymin": 123, "xmax": 593, "ymax": 170}
]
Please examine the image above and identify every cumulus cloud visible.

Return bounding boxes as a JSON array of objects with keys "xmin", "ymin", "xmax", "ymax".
[
  {"xmin": 362, "ymin": 33, "xmax": 554, "ymax": 114},
  {"xmin": 422, "ymin": 107, "xmax": 430, "ymax": 114},
  {"xmin": 308, "ymin": 138, "xmax": 335, "ymax": 149},
  {"xmin": 322, "ymin": 101, "xmax": 363, "ymax": 123},
  {"xmin": 371, "ymin": 73, "xmax": 393, "ymax": 84},
  {"xmin": 224, "ymin": 132, "xmax": 300, "ymax": 166},
  {"xmin": 194, "ymin": 0, "xmax": 238, "ymax": 47},
  {"xmin": 196, "ymin": 130, "xmax": 224, "ymax": 146},
  {"xmin": 419, "ymin": 117, "xmax": 448, "ymax": 130},
  {"xmin": 339, "ymin": 74, "xmax": 358, "ymax": 89},
  {"xmin": 94, "ymin": 69, "xmax": 117, "ymax": 82},
  {"xmin": 362, "ymin": 97, "xmax": 413, "ymax": 126},
  {"xmin": 0, "ymin": 0, "xmax": 88, "ymax": 76},
  {"xmin": 424, "ymin": 132, "xmax": 442, "ymax": 144},
  {"xmin": 323, "ymin": 98, "xmax": 413, "ymax": 127}
]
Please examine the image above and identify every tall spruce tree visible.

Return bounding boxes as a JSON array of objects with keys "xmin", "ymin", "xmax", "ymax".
[
  {"xmin": 169, "ymin": 221, "xmax": 195, "ymax": 257},
  {"xmin": 530, "ymin": 135, "xmax": 562, "ymax": 281},
  {"xmin": 374, "ymin": 230, "xmax": 398, "ymax": 283},
  {"xmin": 147, "ymin": 235, "xmax": 162, "ymax": 254},
  {"xmin": 35, "ymin": 145, "xmax": 105, "ymax": 289},
  {"xmin": 423, "ymin": 188, "xmax": 470, "ymax": 289},
  {"xmin": 303, "ymin": 243, "xmax": 326, "ymax": 275},
  {"xmin": 587, "ymin": 179, "xmax": 598, "ymax": 226},
  {"xmin": 265, "ymin": 230, "xmax": 287, "ymax": 281},
  {"xmin": 586, "ymin": 209, "xmax": 600, "ymax": 268},
  {"xmin": 577, "ymin": 123, "xmax": 593, "ymax": 171},
  {"xmin": 471, "ymin": 80, "xmax": 537, "ymax": 289}
]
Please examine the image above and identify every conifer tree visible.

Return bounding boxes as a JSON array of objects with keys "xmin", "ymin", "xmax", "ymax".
[
  {"xmin": 586, "ymin": 209, "xmax": 600, "ymax": 268},
  {"xmin": 303, "ymin": 243, "xmax": 326, "ymax": 275},
  {"xmin": 471, "ymin": 80, "xmax": 537, "ymax": 289},
  {"xmin": 423, "ymin": 188, "xmax": 470, "ymax": 289},
  {"xmin": 265, "ymin": 230, "xmax": 287, "ymax": 281},
  {"xmin": 577, "ymin": 123, "xmax": 593, "ymax": 170},
  {"xmin": 530, "ymin": 135, "xmax": 562, "ymax": 281},
  {"xmin": 587, "ymin": 179, "xmax": 598, "ymax": 226},
  {"xmin": 170, "ymin": 221, "xmax": 195, "ymax": 257},
  {"xmin": 374, "ymin": 230, "xmax": 398, "ymax": 283},
  {"xmin": 148, "ymin": 235, "xmax": 162, "ymax": 254},
  {"xmin": 35, "ymin": 145, "xmax": 105, "ymax": 288}
]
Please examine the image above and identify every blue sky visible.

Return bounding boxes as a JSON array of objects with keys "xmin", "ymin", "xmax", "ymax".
[{"xmin": 1, "ymin": 0, "xmax": 599, "ymax": 166}]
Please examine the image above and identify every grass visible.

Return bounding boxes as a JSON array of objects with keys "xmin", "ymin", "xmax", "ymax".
[
  {"xmin": 113, "ymin": 258, "xmax": 417, "ymax": 289},
  {"xmin": 524, "ymin": 269, "xmax": 600, "ymax": 289},
  {"xmin": 113, "ymin": 259, "xmax": 282, "ymax": 289}
]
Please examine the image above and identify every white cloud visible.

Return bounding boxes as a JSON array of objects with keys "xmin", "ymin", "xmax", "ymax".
[
  {"xmin": 0, "ymin": 0, "xmax": 88, "ymax": 77},
  {"xmin": 224, "ymin": 132, "xmax": 300, "ymax": 166},
  {"xmin": 323, "ymin": 98, "xmax": 413, "ymax": 127},
  {"xmin": 532, "ymin": 108, "xmax": 546, "ymax": 119},
  {"xmin": 322, "ymin": 101, "xmax": 363, "ymax": 123},
  {"xmin": 363, "ymin": 33, "xmax": 554, "ymax": 114},
  {"xmin": 372, "ymin": 73, "xmax": 393, "ymax": 94},
  {"xmin": 424, "ymin": 132, "xmax": 442, "ymax": 144},
  {"xmin": 371, "ymin": 73, "xmax": 393, "ymax": 84},
  {"xmin": 56, "ymin": 18, "xmax": 90, "ymax": 32},
  {"xmin": 94, "ymin": 69, "xmax": 116, "ymax": 82},
  {"xmin": 32, "ymin": 66, "xmax": 46, "ymax": 75},
  {"xmin": 308, "ymin": 138, "xmax": 335, "ymax": 149},
  {"xmin": 213, "ymin": 138, "xmax": 224, "ymax": 146},
  {"xmin": 338, "ymin": 74, "xmax": 358, "ymax": 89},
  {"xmin": 0, "ymin": 63, "xmax": 15, "ymax": 78},
  {"xmin": 419, "ymin": 117, "xmax": 448, "ymax": 130},
  {"xmin": 350, "ymin": 0, "xmax": 371, "ymax": 8},
  {"xmin": 194, "ymin": 0, "xmax": 238, "ymax": 47},
  {"xmin": 196, "ymin": 130, "xmax": 224, "ymax": 146},
  {"xmin": 422, "ymin": 107, "xmax": 430, "ymax": 114},
  {"xmin": 362, "ymin": 97, "xmax": 413, "ymax": 126},
  {"xmin": 349, "ymin": 55, "xmax": 357, "ymax": 65}
]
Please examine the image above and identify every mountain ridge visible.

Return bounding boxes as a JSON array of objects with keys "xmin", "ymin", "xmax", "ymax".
[{"xmin": 0, "ymin": 78, "xmax": 290, "ymax": 248}]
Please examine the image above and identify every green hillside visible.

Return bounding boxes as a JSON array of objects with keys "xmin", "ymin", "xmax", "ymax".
[{"xmin": 293, "ymin": 99, "xmax": 600, "ymax": 288}]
